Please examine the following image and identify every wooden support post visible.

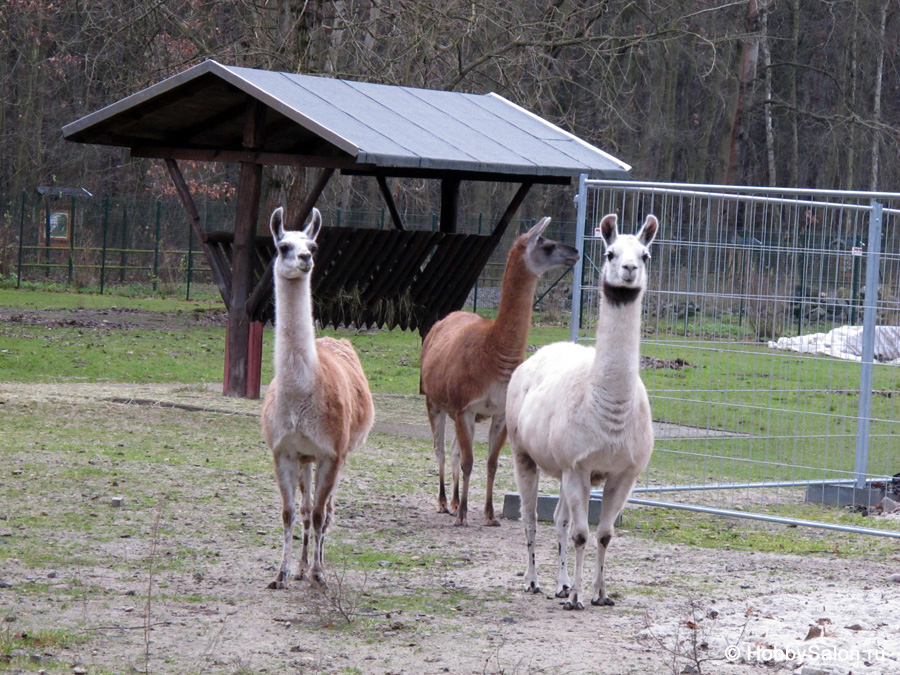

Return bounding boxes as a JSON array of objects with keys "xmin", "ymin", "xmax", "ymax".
[
  {"xmin": 440, "ymin": 177, "xmax": 460, "ymax": 233},
  {"xmin": 376, "ymin": 175, "xmax": 405, "ymax": 231},
  {"xmin": 287, "ymin": 168, "xmax": 335, "ymax": 231},
  {"xmin": 165, "ymin": 159, "xmax": 233, "ymax": 305},
  {"xmin": 225, "ymin": 99, "xmax": 266, "ymax": 398}
]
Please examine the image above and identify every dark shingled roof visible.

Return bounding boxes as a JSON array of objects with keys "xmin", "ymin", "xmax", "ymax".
[{"xmin": 63, "ymin": 60, "xmax": 630, "ymax": 181}]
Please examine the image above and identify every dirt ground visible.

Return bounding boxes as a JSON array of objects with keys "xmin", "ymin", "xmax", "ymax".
[{"xmin": 1, "ymin": 307, "xmax": 899, "ymax": 674}]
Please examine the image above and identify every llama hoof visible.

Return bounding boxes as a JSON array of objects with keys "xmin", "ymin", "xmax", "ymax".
[
  {"xmin": 524, "ymin": 582, "xmax": 543, "ymax": 596},
  {"xmin": 484, "ymin": 518, "xmax": 501, "ymax": 527},
  {"xmin": 267, "ymin": 580, "xmax": 286, "ymax": 590},
  {"xmin": 563, "ymin": 599, "xmax": 585, "ymax": 611},
  {"xmin": 555, "ymin": 586, "xmax": 570, "ymax": 599},
  {"xmin": 438, "ymin": 507, "xmax": 450, "ymax": 514},
  {"xmin": 312, "ymin": 572, "xmax": 327, "ymax": 587},
  {"xmin": 591, "ymin": 597, "xmax": 615, "ymax": 607},
  {"xmin": 293, "ymin": 572, "xmax": 307, "ymax": 582},
  {"xmin": 452, "ymin": 518, "xmax": 468, "ymax": 527}
]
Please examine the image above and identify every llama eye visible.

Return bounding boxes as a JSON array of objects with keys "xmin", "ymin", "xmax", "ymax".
[
  {"xmin": 308, "ymin": 242, "xmax": 318, "ymax": 256},
  {"xmin": 278, "ymin": 244, "xmax": 291, "ymax": 256},
  {"xmin": 642, "ymin": 252, "xmax": 651, "ymax": 262},
  {"xmin": 544, "ymin": 244, "xmax": 556, "ymax": 254},
  {"xmin": 606, "ymin": 250, "xmax": 615, "ymax": 261}
]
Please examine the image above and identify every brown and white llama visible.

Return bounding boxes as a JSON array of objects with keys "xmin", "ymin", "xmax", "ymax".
[
  {"xmin": 506, "ymin": 213, "xmax": 658, "ymax": 609},
  {"xmin": 419, "ymin": 218, "xmax": 580, "ymax": 527},
  {"xmin": 262, "ymin": 206, "xmax": 374, "ymax": 588}
]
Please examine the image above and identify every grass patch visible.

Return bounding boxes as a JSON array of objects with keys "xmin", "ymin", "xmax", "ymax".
[{"xmin": 622, "ymin": 505, "xmax": 899, "ymax": 558}]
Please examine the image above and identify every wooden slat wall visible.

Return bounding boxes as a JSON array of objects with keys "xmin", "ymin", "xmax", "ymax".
[{"xmin": 203, "ymin": 227, "xmax": 502, "ymax": 335}]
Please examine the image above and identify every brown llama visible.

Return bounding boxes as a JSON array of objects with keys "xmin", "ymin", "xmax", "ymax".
[{"xmin": 419, "ymin": 217, "xmax": 579, "ymax": 526}]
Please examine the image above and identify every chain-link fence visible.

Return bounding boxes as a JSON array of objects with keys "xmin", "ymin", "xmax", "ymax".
[{"xmin": 573, "ymin": 179, "xmax": 900, "ymax": 538}]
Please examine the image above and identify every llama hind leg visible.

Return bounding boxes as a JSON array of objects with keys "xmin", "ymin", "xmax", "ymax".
[
  {"xmin": 513, "ymin": 448, "xmax": 541, "ymax": 594},
  {"xmin": 269, "ymin": 453, "xmax": 299, "ymax": 589},
  {"xmin": 561, "ymin": 470, "xmax": 591, "ymax": 610},
  {"xmin": 294, "ymin": 462, "xmax": 313, "ymax": 581},
  {"xmin": 590, "ymin": 473, "xmax": 636, "ymax": 607},
  {"xmin": 426, "ymin": 402, "xmax": 451, "ymax": 514}
]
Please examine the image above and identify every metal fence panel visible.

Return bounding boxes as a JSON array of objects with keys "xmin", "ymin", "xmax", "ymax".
[{"xmin": 573, "ymin": 179, "xmax": 900, "ymax": 537}]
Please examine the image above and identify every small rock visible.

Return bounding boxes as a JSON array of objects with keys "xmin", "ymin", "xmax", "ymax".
[
  {"xmin": 879, "ymin": 496, "xmax": 900, "ymax": 513},
  {"xmin": 888, "ymin": 573, "xmax": 900, "ymax": 583},
  {"xmin": 47, "ymin": 571, "xmax": 57, "ymax": 579},
  {"xmin": 72, "ymin": 667, "xmax": 88, "ymax": 675},
  {"xmin": 0, "ymin": 580, "xmax": 12, "ymax": 589},
  {"xmin": 110, "ymin": 496, "xmax": 124, "ymax": 508}
]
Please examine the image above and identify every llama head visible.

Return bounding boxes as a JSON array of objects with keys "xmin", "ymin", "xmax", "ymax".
[
  {"xmin": 269, "ymin": 206, "xmax": 323, "ymax": 280},
  {"xmin": 598, "ymin": 213, "xmax": 658, "ymax": 301},
  {"xmin": 520, "ymin": 217, "xmax": 581, "ymax": 276}
]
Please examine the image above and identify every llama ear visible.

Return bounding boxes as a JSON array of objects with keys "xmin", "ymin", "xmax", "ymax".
[
  {"xmin": 638, "ymin": 214, "xmax": 659, "ymax": 247},
  {"xmin": 269, "ymin": 207, "xmax": 285, "ymax": 242},
  {"xmin": 527, "ymin": 216, "xmax": 551, "ymax": 241},
  {"xmin": 303, "ymin": 207, "xmax": 323, "ymax": 241},
  {"xmin": 599, "ymin": 213, "xmax": 618, "ymax": 247}
]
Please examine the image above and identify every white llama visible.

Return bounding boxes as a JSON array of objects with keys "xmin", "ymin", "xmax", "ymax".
[
  {"xmin": 506, "ymin": 212, "xmax": 658, "ymax": 609},
  {"xmin": 420, "ymin": 218, "xmax": 579, "ymax": 526},
  {"xmin": 262, "ymin": 206, "xmax": 375, "ymax": 588}
]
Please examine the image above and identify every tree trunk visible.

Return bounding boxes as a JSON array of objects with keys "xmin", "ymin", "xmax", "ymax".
[
  {"xmin": 716, "ymin": 0, "xmax": 760, "ymax": 184},
  {"xmin": 760, "ymin": 0, "xmax": 776, "ymax": 186},
  {"xmin": 788, "ymin": 0, "xmax": 800, "ymax": 187},
  {"xmin": 869, "ymin": 0, "xmax": 889, "ymax": 191}
]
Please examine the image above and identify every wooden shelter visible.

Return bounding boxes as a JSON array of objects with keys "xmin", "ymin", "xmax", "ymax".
[{"xmin": 63, "ymin": 60, "xmax": 630, "ymax": 398}]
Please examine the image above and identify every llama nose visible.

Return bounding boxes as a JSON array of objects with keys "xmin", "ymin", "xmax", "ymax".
[
  {"xmin": 623, "ymin": 262, "xmax": 637, "ymax": 272},
  {"xmin": 298, "ymin": 253, "xmax": 311, "ymax": 266}
]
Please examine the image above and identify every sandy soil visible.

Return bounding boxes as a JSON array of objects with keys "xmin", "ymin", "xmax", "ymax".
[{"xmin": 1, "ymin": 306, "xmax": 899, "ymax": 674}]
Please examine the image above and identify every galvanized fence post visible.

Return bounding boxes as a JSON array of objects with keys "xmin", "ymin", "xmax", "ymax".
[
  {"xmin": 854, "ymin": 200, "xmax": 883, "ymax": 489},
  {"xmin": 570, "ymin": 173, "xmax": 588, "ymax": 342}
]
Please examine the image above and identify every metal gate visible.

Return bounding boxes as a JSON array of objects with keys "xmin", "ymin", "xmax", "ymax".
[{"xmin": 572, "ymin": 178, "xmax": 900, "ymax": 538}]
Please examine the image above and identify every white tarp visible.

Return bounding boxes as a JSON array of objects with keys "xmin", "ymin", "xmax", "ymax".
[{"xmin": 768, "ymin": 325, "xmax": 900, "ymax": 363}]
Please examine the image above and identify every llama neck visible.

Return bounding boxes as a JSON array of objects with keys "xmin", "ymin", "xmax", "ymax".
[
  {"xmin": 273, "ymin": 273, "xmax": 318, "ymax": 392},
  {"xmin": 489, "ymin": 246, "xmax": 539, "ymax": 372},
  {"xmin": 591, "ymin": 284, "xmax": 644, "ymax": 397}
]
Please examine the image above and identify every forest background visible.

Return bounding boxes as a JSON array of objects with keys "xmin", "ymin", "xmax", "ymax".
[{"xmin": 1, "ymin": 0, "xmax": 899, "ymax": 251}]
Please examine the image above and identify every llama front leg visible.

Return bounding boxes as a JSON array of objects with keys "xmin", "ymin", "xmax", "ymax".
[
  {"xmin": 295, "ymin": 462, "xmax": 313, "ymax": 581},
  {"xmin": 513, "ymin": 448, "xmax": 542, "ymax": 594},
  {"xmin": 483, "ymin": 415, "xmax": 507, "ymax": 526},
  {"xmin": 451, "ymin": 411, "xmax": 476, "ymax": 526},
  {"xmin": 561, "ymin": 470, "xmax": 590, "ymax": 610},
  {"xmin": 309, "ymin": 457, "xmax": 344, "ymax": 586},
  {"xmin": 590, "ymin": 473, "xmax": 636, "ymax": 607},
  {"xmin": 553, "ymin": 487, "xmax": 571, "ymax": 598},
  {"xmin": 269, "ymin": 452, "xmax": 299, "ymax": 589}
]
